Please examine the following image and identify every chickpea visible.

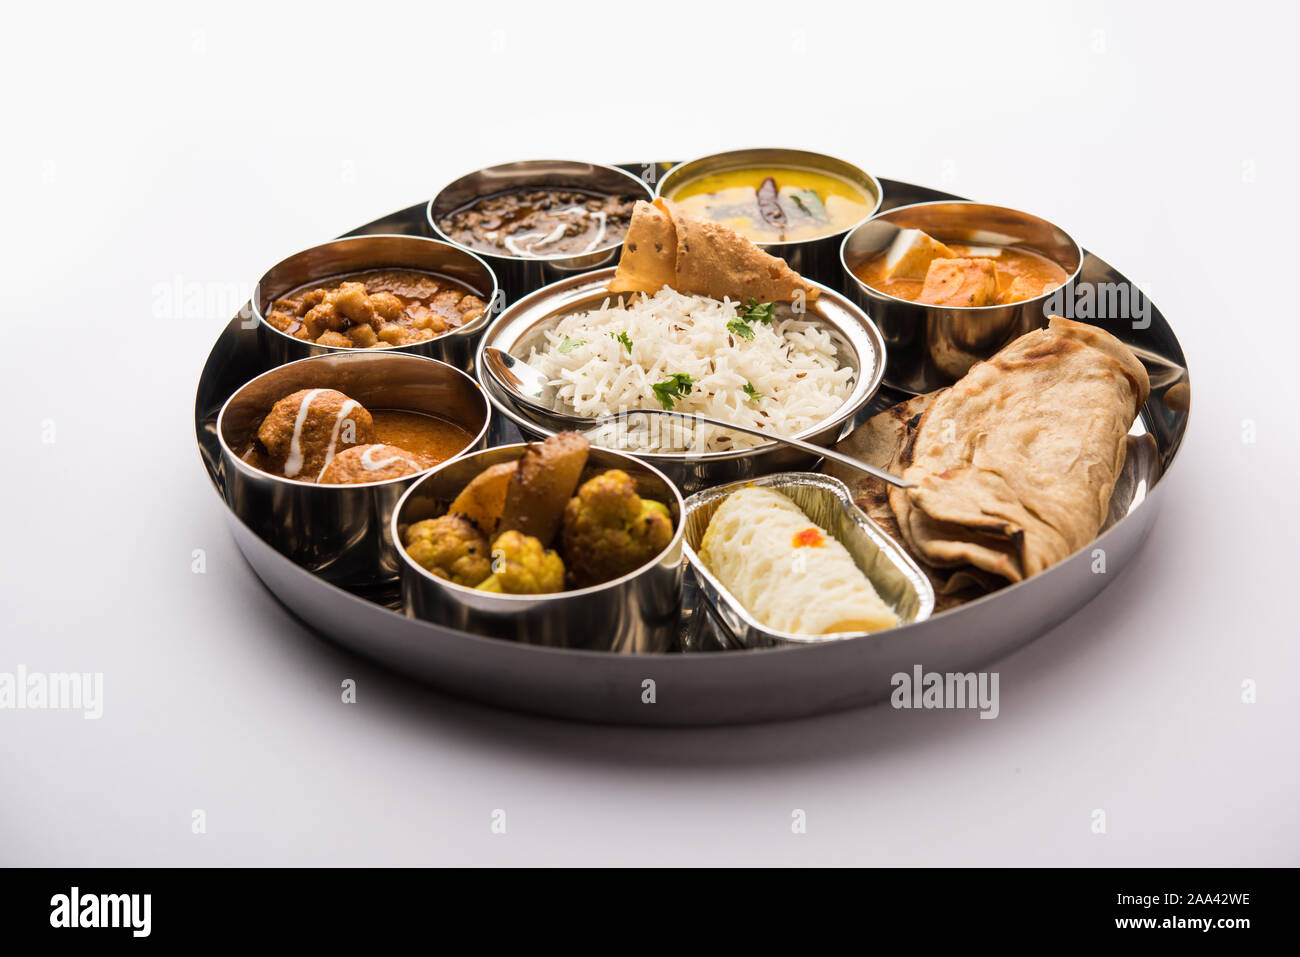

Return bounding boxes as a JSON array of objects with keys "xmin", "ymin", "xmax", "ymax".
[
  {"xmin": 316, "ymin": 331, "xmax": 351, "ymax": 348},
  {"xmin": 347, "ymin": 323, "xmax": 378, "ymax": 348},
  {"xmin": 378, "ymin": 324, "xmax": 407, "ymax": 345}
]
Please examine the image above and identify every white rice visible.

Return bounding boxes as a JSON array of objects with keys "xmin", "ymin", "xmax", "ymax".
[{"xmin": 526, "ymin": 287, "xmax": 856, "ymax": 452}]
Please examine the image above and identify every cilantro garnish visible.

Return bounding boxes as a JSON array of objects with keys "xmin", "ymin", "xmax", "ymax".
[
  {"xmin": 609, "ymin": 330, "xmax": 633, "ymax": 354},
  {"xmin": 652, "ymin": 373, "xmax": 694, "ymax": 410},
  {"xmin": 740, "ymin": 299, "xmax": 775, "ymax": 324},
  {"xmin": 726, "ymin": 317, "xmax": 756, "ymax": 340},
  {"xmin": 727, "ymin": 299, "xmax": 775, "ymax": 341},
  {"xmin": 558, "ymin": 336, "xmax": 586, "ymax": 354},
  {"xmin": 743, "ymin": 382, "xmax": 763, "ymax": 401}
]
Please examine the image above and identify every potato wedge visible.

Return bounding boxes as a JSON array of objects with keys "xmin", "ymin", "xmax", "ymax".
[
  {"xmin": 498, "ymin": 432, "xmax": 590, "ymax": 546},
  {"xmin": 448, "ymin": 461, "xmax": 515, "ymax": 537}
]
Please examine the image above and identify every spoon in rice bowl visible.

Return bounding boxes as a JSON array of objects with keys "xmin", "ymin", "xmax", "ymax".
[{"xmin": 484, "ymin": 347, "xmax": 914, "ymax": 488}]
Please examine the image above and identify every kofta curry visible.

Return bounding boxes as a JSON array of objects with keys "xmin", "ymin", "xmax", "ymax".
[{"xmin": 240, "ymin": 388, "xmax": 475, "ymax": 484}]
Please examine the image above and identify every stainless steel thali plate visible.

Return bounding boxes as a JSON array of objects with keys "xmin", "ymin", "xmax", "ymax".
[{"xmin": 193, "ymin": 173, "xmax": 1190, "ymax": 726}]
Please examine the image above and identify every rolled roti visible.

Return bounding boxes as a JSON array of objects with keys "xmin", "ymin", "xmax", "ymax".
[
  {"xmin": 888, "ymin": 316, "xmax": 1150, "ymax": 583},
  {"xmin": 608, "ymin": 199, "xmax": 819, "ymax": 303},
  {"xmin": 826, "ymin": 393, "xmax": 1005, "ymax": 610}
]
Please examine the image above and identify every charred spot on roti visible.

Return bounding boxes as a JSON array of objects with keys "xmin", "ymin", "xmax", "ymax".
[{"xmin": 1014, "ymin": 339, "xmax": 1074, "ymax": 364}]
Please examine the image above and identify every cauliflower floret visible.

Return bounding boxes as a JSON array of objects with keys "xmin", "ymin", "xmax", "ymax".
[
  {"xmin": 403, "ymin": 514, "xmax": 492, "ymax": 587},
  {"xmin": 560, "ymin": 469, "xmax": 674, "ymax": 588},
  {"xmin": 475, "ymin": 530, "xmax": 565, "ymax": 594}
]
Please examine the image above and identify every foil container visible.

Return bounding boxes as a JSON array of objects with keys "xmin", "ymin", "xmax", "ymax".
[{"xmin": 681, "ymin": 472, "xmax": 934, "ymax": 648}]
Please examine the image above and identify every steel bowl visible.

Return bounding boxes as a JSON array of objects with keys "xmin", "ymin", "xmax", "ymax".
[
  {"xmin": 476, "ymin": 267, "xmax": 886, "ymax": 494},
  {"xmin": 681, "ymin": 472, "xmax": 935, "ymax": 649},
  {"xmin": 217, "ymin": 351, "xmax": 491, "ymax": 588},
  {"xmin": 252, "ymin": 234, "xmax": 499, "ymax": 372},
  {"xmin": 393, "ymin": 444, "xmax": 685, "ymax": 652},
  {"xmin": 655, "ymin": 147, "xmax": 882, "ymax": 287},
  {"xmin": 840, "ymin": 201, "xmax": 1083, "ymax": 393},
  {"xmin": 427, "ymin": 160, "xmax": 654, "ymax": 304}
]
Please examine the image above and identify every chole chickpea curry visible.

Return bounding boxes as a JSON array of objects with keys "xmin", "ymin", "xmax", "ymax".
[
  {"xmin": 401, "ymin": 433, "xmax": 676, "ymax": 594},
  {"xmin": 265, "ymin": 269, "xmax": 488, "ymax": 348},
  {"xmin": 241, "ymin": 388, "xmax": 474, "ymax": 484}
]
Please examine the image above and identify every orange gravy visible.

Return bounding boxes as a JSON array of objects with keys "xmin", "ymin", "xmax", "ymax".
[
  {"xmin": 856, "ymin": 244, "xmax": 1067, "ymax": 304},
  {"xmin": 371, "ymin": 410, "xmax": 475, "ymax": 470},
  {"xmin": 241, "ymin": 409, "xmax": 474, "ymax": 477}
]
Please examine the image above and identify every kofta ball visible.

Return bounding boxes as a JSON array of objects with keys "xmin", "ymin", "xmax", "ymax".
[
  {"xmin": 318, "ymin": 444, "xmax": 422, "ymax": 485},
  {"xmin": 256, "ymin": 389, "xmax": 375, "ymax": 480}
]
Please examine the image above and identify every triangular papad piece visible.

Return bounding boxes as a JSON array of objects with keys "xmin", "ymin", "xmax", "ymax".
[
  {"xmin": 607, "ymin": 199, "xmax": 677, "ymax": 295},
  {"xmin": 608, "ymin": 198, "xmax": 819, "ymax": 303}
]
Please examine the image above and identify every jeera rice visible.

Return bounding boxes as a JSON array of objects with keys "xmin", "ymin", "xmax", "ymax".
[{"xmin": 527, "ymin": 287, "xmax": 855, "ymax": 453}]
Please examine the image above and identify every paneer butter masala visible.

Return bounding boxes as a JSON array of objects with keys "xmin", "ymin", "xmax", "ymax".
[{"xmin": 854, "ymin": 228, "xmax": 1068, "ymax": 307}]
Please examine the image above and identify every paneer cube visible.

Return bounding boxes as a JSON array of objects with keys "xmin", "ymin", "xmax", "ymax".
[
  {"xmin": 996, "ymin": 275, "xmax": 1044, "ymax": 305},
  {"xmin": 917, "ymin": 258, "xmax": 999, "ymax": 307},
  {"xmin": 883, "ymin": 228, "xmax": 955, "ymax": 281}
]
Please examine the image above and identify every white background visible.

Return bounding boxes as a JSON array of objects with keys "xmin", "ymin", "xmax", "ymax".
[{"xmin": 2, "ymin": 0, "xmax": 1296, "ymax": 865}]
